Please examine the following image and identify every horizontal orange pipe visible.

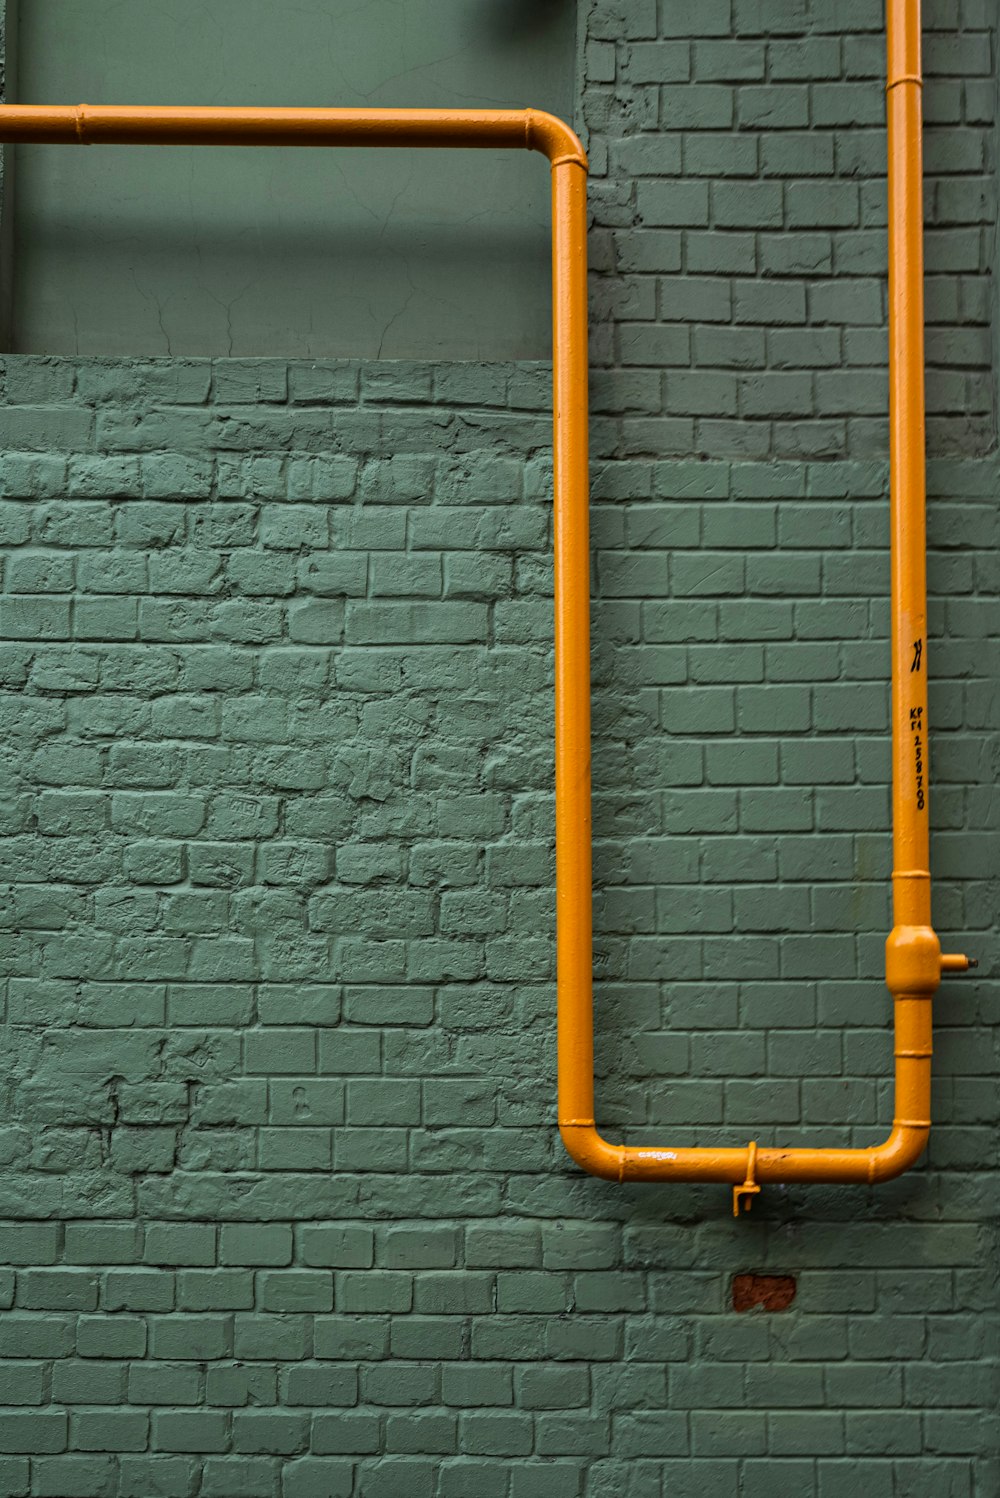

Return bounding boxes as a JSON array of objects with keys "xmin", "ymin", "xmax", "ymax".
[{"xmin": 0, "ymin": 103, "xmax": 586, "ymax": 164}]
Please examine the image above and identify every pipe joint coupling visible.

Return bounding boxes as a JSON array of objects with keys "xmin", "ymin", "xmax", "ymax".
[{"xmin": 885, "ymin": 924, "xmax": 941, "ymax": 997}]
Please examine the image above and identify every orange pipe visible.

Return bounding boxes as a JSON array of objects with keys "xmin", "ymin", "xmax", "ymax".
[
  {"xmin": 0, "ymin": 75, "xmax": 971, "ymax": 1212},
  {"xmin": 0, "ymin": 103, "xmax": 585, "ymax": 162},
  {"xmin": 560, "ymin": 0, "xmax": 971, "ymax": 1211}
]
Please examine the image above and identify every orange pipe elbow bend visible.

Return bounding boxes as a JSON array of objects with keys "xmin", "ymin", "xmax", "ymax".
[{"xmin": 524, "ymin": 108, "xmax": 588, "ymax": 169}]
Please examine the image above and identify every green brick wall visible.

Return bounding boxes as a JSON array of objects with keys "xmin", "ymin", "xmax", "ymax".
[{"xmin": 0, "ymin": 2, "xmax": 997, "ymax": 1496}]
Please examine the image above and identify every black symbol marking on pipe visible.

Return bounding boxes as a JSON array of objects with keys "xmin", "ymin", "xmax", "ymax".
[{"xmin": 911, "ymin": 638, "xmax": 922, "ymax": 673}]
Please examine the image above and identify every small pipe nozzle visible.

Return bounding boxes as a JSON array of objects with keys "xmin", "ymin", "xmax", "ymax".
[{"xmin": 940, "ymin": 953, "xmax": 976, "ymax": 974}]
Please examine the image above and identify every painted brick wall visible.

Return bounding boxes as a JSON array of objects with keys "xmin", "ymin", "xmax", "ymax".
[
  {"xmin": 587, "ymin": 0, "xmax": 996, "ymax": 460},
  {"xmin": 0, "ymin": 3, "xmax": 997, "ymax": 1497}
]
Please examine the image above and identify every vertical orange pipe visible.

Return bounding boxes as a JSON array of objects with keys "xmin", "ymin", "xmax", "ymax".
[
  {"xmin": 882, "ymin": 0, "xmax": 938, "ymax": 1180},
  {"xmin": 887, "ymin": 0, "xmax": 933, "ymax": 948},
  {"xmin": 883, "ymin": 0, "xmax": 971, "ymax": 1058},
  {"xmin": 551, "ymin": 157, "xmax": 604, "ymax": 1163}
]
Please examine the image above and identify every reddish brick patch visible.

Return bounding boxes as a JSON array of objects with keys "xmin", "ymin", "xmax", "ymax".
[{"xmin": 732, "ymin": 1273, "xmax": 797, "ymax": 1313}]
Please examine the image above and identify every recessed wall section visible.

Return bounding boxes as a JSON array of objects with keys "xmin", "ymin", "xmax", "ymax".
[{"xmin": 6, "ymin": 0, "xmax": 575, "ymax": 358}]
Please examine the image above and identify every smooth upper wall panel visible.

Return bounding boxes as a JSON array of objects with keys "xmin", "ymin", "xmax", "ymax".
[{"xmin": 8, "ymin": 0, "xmax": 575, "ymax": 357}]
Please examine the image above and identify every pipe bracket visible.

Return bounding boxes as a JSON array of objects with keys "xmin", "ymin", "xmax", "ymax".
[{"xmin": 733, "ymin": 1141, "xmax": 761, "ymax": 1217}]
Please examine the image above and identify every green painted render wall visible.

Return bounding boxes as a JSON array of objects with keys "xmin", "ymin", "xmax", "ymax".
[
  {"xmin": 8, "ymin": 0, "xmax": 575, "ymax": 359},
  {"xmin": 0, "ymin": 2, "xmax": 997, "ymax": 1496}
]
